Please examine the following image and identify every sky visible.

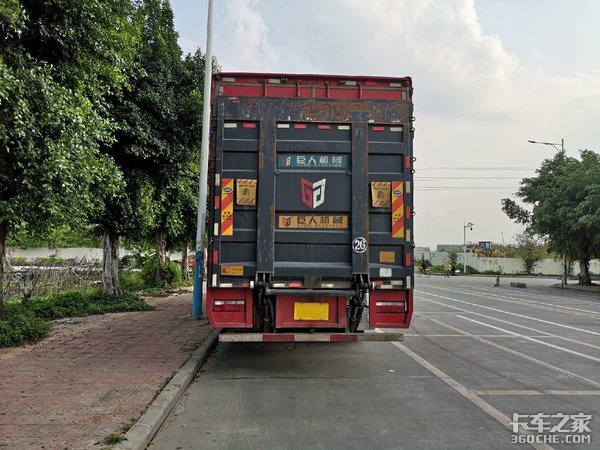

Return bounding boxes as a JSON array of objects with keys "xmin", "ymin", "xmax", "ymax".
[{"xmin": 170, "ymin": 0, "xmax": 600, "ymax": 249}]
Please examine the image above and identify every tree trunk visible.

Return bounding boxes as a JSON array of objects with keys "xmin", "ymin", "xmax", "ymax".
[
  {"xmin": 579, "ymin": 252, "xmax": 592, "ymax": 286},
  {"xmin": 0, "ymin": 222, "xmax": 7, "ymax": 319},
  {"xmin": 102, "ymin": 230, "xmax": 122, "ymax": 296},
  {"xmin": 155, "ymin": 229, "xmax": 167, "ymax": 281},
  {"xmin": 181, "ymin": 239, "xmax": 189, "ymax": 281}
]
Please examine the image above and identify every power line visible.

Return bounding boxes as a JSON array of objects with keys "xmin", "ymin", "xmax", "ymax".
[
  {"xmin": 418, "ymin": 167, "xmax": 534, "ymax": 171},
  {"xmin": 416, "ymin": 186, "xmax": 518, "ymax": 190},
  {"xmin": 415, "ymin": 176, "xmax": 522, "ymax": 180}
]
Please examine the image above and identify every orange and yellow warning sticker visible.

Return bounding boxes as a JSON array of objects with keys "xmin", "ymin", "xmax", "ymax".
[
  {"xmin": 379, "ymin": 251, "xmax": 396, "ymax": 263},
  {"xmin": 221, "ymin": 265, "xmax": 244, "ymax": 276},
  {"xmin": 236, "ymin": 179, "xmax": 257, "ymax": 206},
  {"xmin": 391, "ymin": 181, "xmax": 404, "ymax": 238},
  {"xmin": 221, "ymin": 178, "xmax": 234, "ymax": 236},
  {"xmin": 371, "ymin": 182, "xmax": 391, "ymax": 208}
]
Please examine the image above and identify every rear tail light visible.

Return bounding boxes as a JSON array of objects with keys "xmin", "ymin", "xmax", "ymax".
[{"xmin": 213, "ymin": 300, "xmax": 245, "ymax": 312}]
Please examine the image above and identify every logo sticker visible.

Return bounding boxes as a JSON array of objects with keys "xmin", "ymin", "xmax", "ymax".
[
  {"xmin": 301, "ymin": 178, "xmax": 326, "ymax": 209},
  {"xmin": 278, "ymin": 215, "xmax": 349, "ymax": 229},
  {"xmin": 352, "ymin": 237, "xmax": 367, "ymax": 253}
]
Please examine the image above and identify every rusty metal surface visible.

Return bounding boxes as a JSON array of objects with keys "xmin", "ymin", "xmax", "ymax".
[{"xmin": 209, "ymin": 92, "xmax": 413, "ymax": 285}]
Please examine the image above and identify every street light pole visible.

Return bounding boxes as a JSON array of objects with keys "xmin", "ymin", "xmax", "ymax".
[
  {"xmin": 527, "ymin": 138, "xmax": 564, "ymax": 153},
  {"xmin": 463, "ymin": 220, "xmax": 474, "ymax": 275},
  {"xmin": 527, "ymin": 138, "xmax": 568, "ymax": 286},
  {"xmin": 192, "ymin": 0, "xmax": 215, "ymax": 317}
]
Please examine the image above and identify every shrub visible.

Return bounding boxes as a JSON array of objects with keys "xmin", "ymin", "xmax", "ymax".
[
  {"xmin": 140, "ymin": 258, "xmax": 182, "ymax": 288},
  {"xmin": 464, "ymin": 265, "xmax": 479, "ymax": 275},
  {"xmin": 119, "ymin": 253, "xmax": 145, "ymax": 270},
  {"xmin": 0, "ymin": 304, "xmax": 51, "ymax": 347},
  {"xmin": 33, "ymin": 255, "xmax": 65, "ymax": 266},
  {"xmin": 8, "ymin": 256, "xmax": 28, "ymax": 266},
  {"xmin": 1, "ymin": 290, "xmax": 151, "ymax": 347},
  {"xmin": 119, "ymin": 270, "xmax": 145, "ymax": 291},
  {"xmin": 21, "ymin": 289, "xmax": 151, "ymax": 320}
]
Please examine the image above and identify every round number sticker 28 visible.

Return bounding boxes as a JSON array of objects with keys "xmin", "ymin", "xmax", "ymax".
[{"xmin": 352, "ymin": 237, "xmax": 367, "ymax": 253}]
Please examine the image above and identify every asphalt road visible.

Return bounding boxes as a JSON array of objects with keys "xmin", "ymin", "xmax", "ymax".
[{"xmin": 150, "ymin": 276, "xmax": 599, "ymax": 450}]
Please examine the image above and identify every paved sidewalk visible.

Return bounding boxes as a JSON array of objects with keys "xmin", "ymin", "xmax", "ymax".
[{"xmin": 0, "ymin": 292, "xmax": 211, "ymax": 450}]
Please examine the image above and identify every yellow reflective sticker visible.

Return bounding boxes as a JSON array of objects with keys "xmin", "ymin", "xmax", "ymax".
[
  {"xmin": 380, "ymin": 251, "xmax": 396, "ymax": 263},
  {"xmin": 221, "ymin": 265, "xmax": 244, "ymax": 277},
  {"xmin": 278, "ymin": 215, "xmax": 349, "ymax": 229},
  {"xmin": 236, "ymin": 179, "xmax": 257, "ymax": 206},
  {"xmin": 294, "ymin": 302, "xmax": 329, "ymax": 321},
  {"xmin": 371, "ymin": 182, "xmax": 391, "ymax": 207}
]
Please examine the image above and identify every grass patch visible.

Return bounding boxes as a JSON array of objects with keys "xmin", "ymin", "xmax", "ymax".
[
  {"xmin": 0, "ymin": 289, "xmax": 151, "ymax": 348},
  {"xmin": 21, "ymin": 289, "xmax": 152, "ymax": 320},
  {"xmin": 103, "ymin": 433, "xmax": 125, "ymax": 444}
]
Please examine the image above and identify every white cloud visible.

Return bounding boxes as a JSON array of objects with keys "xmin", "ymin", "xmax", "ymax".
[
  {"xmin": 177, "ymin": 0, "xmax": 600, "ymax": 247},
  {"xmin": 218, "ymin": 0, "xmax": 279, "ymax": 71}
]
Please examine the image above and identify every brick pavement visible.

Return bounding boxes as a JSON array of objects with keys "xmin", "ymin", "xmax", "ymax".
[{"xmin": 0, "ymin": 292, "xmax": 211, "ymax": 449}]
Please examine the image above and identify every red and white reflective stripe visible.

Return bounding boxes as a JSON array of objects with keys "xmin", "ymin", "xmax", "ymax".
[
  {"xmin": 293, "ymin": 123, "xmax": 307, "ymax": 129},
  {"xmin": 375, "ymin": 301, "xmax": 404, "ymax": 306},
  {"xmin": 219, "ymin": 332, "xmax": 403, "ymax": 343},
  {"xmin": 214, "ymin": 300, "xmax": 244, "ymax": 306},
  {"xmin": 372, "ymin": 126, "xmax": 385, "ymax": 131},
  {"xmin": 213, "ymin": 299, "xmax": 245, "ymax": 312},
  {"xmin": 317, "ymin": 124, "xmax": 332, "ymax": 130}
]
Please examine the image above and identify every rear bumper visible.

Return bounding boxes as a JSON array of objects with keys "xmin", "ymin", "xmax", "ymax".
[
  {"xmin": 207, "ymin": 287, "xmax": 414, "ymax": 329},
  {"xmin": 219, "ymin": 332, "xmax": 403, "ymax": 343}
]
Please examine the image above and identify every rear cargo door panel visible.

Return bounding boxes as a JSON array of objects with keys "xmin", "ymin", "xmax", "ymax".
[{"xmin": 274, "ymin": 123, "xmax": 353, "ymax": 278}]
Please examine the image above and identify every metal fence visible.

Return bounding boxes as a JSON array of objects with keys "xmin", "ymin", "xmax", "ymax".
[{"xmin": 3, "ymin": 257, "xmax": 102, "ymax": 299}]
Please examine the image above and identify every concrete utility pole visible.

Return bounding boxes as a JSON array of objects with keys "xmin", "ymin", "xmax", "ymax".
[
  {"xmin": 527, "ymin": 138, "xmax": 568, "ymax": 286},
  {"xmin": 192, "ymin": 0, "xmax": 214, "ymax": 317},
  {"xmin": 463, "ymin": 220, "xmax": 474, "ymax": 275}
]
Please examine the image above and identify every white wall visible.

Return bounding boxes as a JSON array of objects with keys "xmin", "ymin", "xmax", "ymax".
[
  {"xmin": 6, "ymin": 247, "xmax": 182, "ymax": 262},
  {"xmin": 414, "ymin": 249, "xmax": 599, "ymax": 276}
]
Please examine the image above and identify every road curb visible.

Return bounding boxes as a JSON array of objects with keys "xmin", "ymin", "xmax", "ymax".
[{"xmin": 115, "ymin": 328, "xmax": 221, "ymax": 450}]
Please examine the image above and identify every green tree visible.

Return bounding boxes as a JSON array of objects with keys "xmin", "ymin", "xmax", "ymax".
[
  {"xmin": 502, "ymin": 150, "xmax": 600, "ymax": 285},
  {"xmin": 0, "ymin": 0, "xmax": 138, "ymax": 317},
  {"xmin": 514, "ymin": 231, "xmax": 546, "ymax": 275},
  {"xmin": 447, "ymin": 249, "xmax": 458, "ymax": 266},
  {"xmin": 164, "ymin": 49, "xmax": 216, "ymax": 281},
  {"xmin": 125, "ymin": 1, "xmax": 207, "ymax": 284}
]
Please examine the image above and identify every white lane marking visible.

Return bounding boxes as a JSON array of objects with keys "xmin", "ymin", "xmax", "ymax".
[
  {"xmin": 391, "ymin": 342, "xmax": 554, "ymax": 450},
  {"xmin": 471, "ymin": 389, "xmax": 600, "ymax": 396},
  {"xmin": 417, "ymin": 296, "xmax": 600, "ymax": 351},
  {"xmin": 476, "ymin": 285, "xmax": 600, "ymax": 307},
  {"xmin": 416, "ymin": 290, "xmax": 600, "ymax": 337},
  {"xmin": 462, "ymin": 286, "xmax": 600, "ymax": 315},
  {"xmin": 405, "ymin": 334, "xmax": 553, "ymax": 338},
  {"xmin": 424, "ymin": 285, "xmax": 600, "ymax": 318},
  {"xmin": 456, "ymin": 315, "xmax": 600, "ymax": 364},
  {"xmin": 417, "ymin": 313, "xmax": 600, "ymax": 390}
]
